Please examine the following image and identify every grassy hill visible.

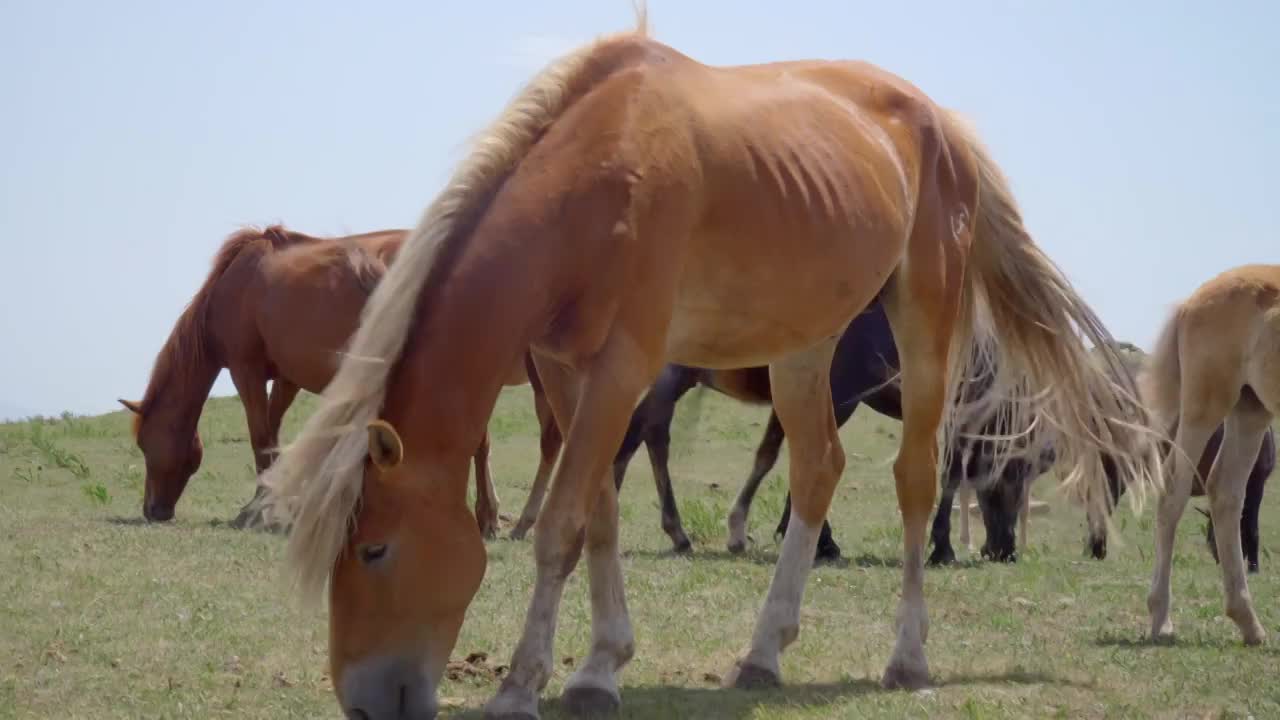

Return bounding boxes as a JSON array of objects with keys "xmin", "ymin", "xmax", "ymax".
[{"xmin": 1, "ymin": 386, "xmax": 1276, "ymax": 718}]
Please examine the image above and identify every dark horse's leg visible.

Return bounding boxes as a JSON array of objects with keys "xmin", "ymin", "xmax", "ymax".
[
  {"xmin": 1086, "ymin": 453, "xmax": 1125, "ymax": 559},
  {"xmin": 611, "ymin": 365, "xmax": 700, "ymax": 553},
  {"xmin": 927, "ymin": 452, "xmax": 965, "ymax": 566},
  {"xmin": 771, "ymin": 400, "xmax": 857, "ymax": 563},
  {"xmin": 1241, "ymin": 439, "xmax": 1270, "ymax": 573},
  {"xmin": 1207, "ymin": 428, "xmax": 1273, "ymax": 573},
  {"xmin": 727, "ymin": 412, "xmax": 786, "ymax": 553}
]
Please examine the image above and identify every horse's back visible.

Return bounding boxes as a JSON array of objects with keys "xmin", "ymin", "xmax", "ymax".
[
  {"xmin": 250, "ymin": 231, "xmax": 407, "ymax": 392},
  {"xmin": 649, "ymin": 57, "xmax": 954, "ymax": 368},
  {"xmin": 1170, "ymin": 265, "xmax": 1280, "ymax": 413}
]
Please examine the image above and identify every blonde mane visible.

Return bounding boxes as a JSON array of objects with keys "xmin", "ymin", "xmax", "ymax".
[{"xmin": 257, "ymin": 7, "xmax": 651, "ymax": 604}]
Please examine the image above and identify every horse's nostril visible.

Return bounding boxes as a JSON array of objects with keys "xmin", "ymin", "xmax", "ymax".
[{"xmin": 346, "ymin": 710, "xmax": 371, "ymax": 720}]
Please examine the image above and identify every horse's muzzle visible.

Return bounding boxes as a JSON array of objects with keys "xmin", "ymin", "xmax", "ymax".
[
  {"xmin": 340, "ymin": 657, "xmax": 437, "ymax": 720},
  {"xmin": 143, "ymin": 500, "xmax": 175, "ymax": 523}
]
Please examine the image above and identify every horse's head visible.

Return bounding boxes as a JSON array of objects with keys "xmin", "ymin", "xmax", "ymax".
[
  {"xmin": 974, "ymin": 470, "xmax": 1028, "ymax": 562},
  {"xmin": 118, "ymin": 398, "xmax": 204, "ymax": 522},
  {"xmin": 326, "ymin": 419, "xmax": 486, "ymax": 720}
]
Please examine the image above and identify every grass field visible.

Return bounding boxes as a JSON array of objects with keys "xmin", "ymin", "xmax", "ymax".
[{"xmin": 2, "ymin": 386, "xmax": 1277, "ymax": 719}]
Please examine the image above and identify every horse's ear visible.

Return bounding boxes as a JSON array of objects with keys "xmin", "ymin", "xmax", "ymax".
[
  {"xmin": 118, "ymin": 399, "xmax": 142, "ymax": 415},
  {"xmin": 367, "ymin": 420, "xmax": 404, "ymax": 471}
]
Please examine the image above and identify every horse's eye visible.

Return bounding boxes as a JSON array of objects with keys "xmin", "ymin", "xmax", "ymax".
[{"xmin": 358, "ymin": 543, "xmax": 389, "ymax": 565}]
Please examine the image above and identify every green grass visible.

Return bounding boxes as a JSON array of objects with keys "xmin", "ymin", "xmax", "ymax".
[{"xmin": 1, "ymin": 388, "xmax": 1277, "ymax": 718}]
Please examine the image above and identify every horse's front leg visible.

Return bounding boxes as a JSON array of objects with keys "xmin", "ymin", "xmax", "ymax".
[{"xmin": 485, "ymin": 345, "xmax": 655, "ymax": 720}]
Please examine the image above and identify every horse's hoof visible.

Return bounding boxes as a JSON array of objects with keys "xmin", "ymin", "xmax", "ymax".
[
  {"xmin": 672, "ymin": 536, "xmax": 693, "ymax": 554},
  {"xmin": 814, "ymin": 542, "xmax": 841, "ymax": 565},
  {"xmin": 881, "ymin": 659, "xmax": 930, "ymax": 691},
  {"xmin": 230, "ymin": 507, "xmax": 285, "ymax": 534},
  {"xmin": 1243, "ymin": 628, "xmax": 1267, "ymax": 646},
  {"xmin": 926, "ymin": 546, "xmax": 954, "ymax": 567},
  {"xmin": 726, "ymin": 539, "xmax": 746, "ymax": 554},
  {"xmin": 509, "ymin": 523, "xmax": 533, "ymax": 541},
  {"xmin": 484, "ymin": 681, "xmax": 540, "ymax": 720},
  {"xmin": 562, "ymin": 685, "xmax": 620, "ymax": 718},
  {"xmin": 725, "ymin": 660, "xmax": 780, "ymax": 690},
  {"xmin": 982, "ymin": 545, "xmax": 1017, "ymax": 563},
  {"xmin": 229, "ymin": 509, "xmax": 257, "ymax": 530}
]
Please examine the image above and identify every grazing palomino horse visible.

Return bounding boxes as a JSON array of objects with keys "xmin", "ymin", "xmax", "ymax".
[
  {"xmin": 258, "ymin": 16, "xmax": 1159, "ymax": 719},
  {"xmin": 119, "ymin": 225, "xmax": 556, "ymax": 536},
  {"xmin": 1142, "ymin": 263, "xmax": 1280, "ymax": 645}
]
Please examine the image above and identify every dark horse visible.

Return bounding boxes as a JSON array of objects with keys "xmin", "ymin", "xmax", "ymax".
[
  {"xmin": 948, "ymin": 353, "xmax": 1276, "ymax": 572},
  {"xmin": 604, "ymin": 300, "xmax": 1039, "ymax": 564}
]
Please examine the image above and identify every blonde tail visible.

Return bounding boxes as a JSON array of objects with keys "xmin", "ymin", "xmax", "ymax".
[
  {"xmin": 939, "ymin": 110, "xmax": 1163, "ymax": 540},
  {"xmin": 1138, "ymin": 307, "xmax": 1183, "ymax": 433}
]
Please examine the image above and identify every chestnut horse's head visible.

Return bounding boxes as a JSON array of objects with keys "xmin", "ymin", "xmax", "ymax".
[
  {"xmin": 119, "ymin": 398, "xmax": 204, "ymax": 522},
  {"xmin": 319, "ymin": 419, "xmax": 486, "ymax": 720}
]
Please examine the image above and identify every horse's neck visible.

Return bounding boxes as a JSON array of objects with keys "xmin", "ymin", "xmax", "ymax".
[
  {"xmin": 382, "ymin": 249, "xmax": 547, "ymax": 487},
  {"xmin": 144, "ymin": 345, "xmax": 222, "ymax": 434}
]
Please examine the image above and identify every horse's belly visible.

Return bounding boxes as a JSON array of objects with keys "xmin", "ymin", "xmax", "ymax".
[{"xmin": 663, "ymin": 229, "xmax": 900, "ymax": 368}]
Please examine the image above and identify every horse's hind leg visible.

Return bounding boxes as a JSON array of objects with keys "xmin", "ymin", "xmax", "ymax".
[
  {"xmin": 957, "ymin": 477, "xmax": 973, "ymax": 551},
  {"xmin": 228, "ymin": 367, "xmax": 278, "ymax": 529},
  {"xmin": 1206, "ymin": 399, "xmax": 1270, "ymax": 644},
  {"xmin": 611, "ymin": 365, "xmax": 698, "ymax": 553},
  {"xmin": 1241, "ymin": 450, "xmax": 1267, "ymax": 573},
  {"xmin": 927, "ymin": 458, "xmax": 963, "ymax": 566},
  {"xmin": 510, "ymin": 372, "xmax": 562, "ymax": 540},
  {"xmin": 729, "ymin": 411, "xmax": 785, "ymax": 554},
  {"xmin": 726, "ymin": 337, "xmax": 842, "ymax": 689},
  {"xmin": 1147, "ymin": 401, "xmax": 1229, "ymax": 640},
  {"xmin": 473, "ymin": 430, "xmax": 500, "ymax": 539},
  {"xmin": 878, "ymin": 226, "xmax": 969, "ymax": 690},
  {"xmin": 1017, "ymin": 477, "xmax": 1030, "ymax": 550}
]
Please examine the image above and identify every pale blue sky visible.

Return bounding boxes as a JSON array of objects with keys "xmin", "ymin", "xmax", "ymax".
[{"xmin": 2, "ymin": 1, "xmax": 1276, "ymax": 419}]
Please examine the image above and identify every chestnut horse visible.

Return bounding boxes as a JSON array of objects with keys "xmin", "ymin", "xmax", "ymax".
[
  {"xmin": 1142, "ymin": 263, "xmax": 1280, "ymax": 645},
  {"xmin": 120, "ymin": 224, "xmax": 557, "ymax": 536},
  {"xmin": 259, "ymin": 14, "xmax": 1160, "ymax": 719}
]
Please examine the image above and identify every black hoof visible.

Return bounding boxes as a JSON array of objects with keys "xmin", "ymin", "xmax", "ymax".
[
  {"xmin": 814, "ymin": 540, "xmax": 841, "ymax": 564},
  {"xmin": 981, "ymin": 544, "xmax": 1017, "ymax": 563},
  {"xmin": 1088, "ymin": 539, "xmax": 1107, "ymax": 560},
  {"xmin": 927, "ymin": 544, "xmax": 955, "ymax": 567}
]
